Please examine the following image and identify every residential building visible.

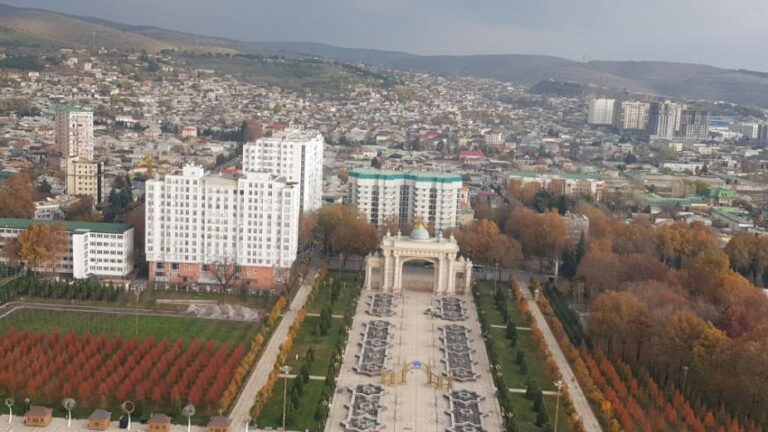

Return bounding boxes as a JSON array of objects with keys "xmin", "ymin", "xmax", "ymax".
[
  {"xmin": 243, "ymin": 128, "xmax": 324, "ymax": 213},
  {"xmin": 348, "ymin": 169, "xmax": 463, "ymax": 232},
  {"xmin": 145, "ymin": 165, "xmax": 300, "ymax": 289},
  {"xmin": 757, "ymin": 124, "xmax": 768, "ymax": 147},
  {"xmin": 647, "ymin": 101, "xmax": 683, "ymax": 139},
  {"xmin": 0, "ymin": 218, "xmax": 134, "ymax": 279},
  {"xmin": 55, "ymin": 107, "xmax": 94, "ymax": 163},
  {"xmin": 613, "ymin": 101, "xmax": 650, "ymax": 131},
  {"xmin": 507, "ymin": 171, "xmax": 605, "ymax": 201},
  {"xmin": 66, "ymin": 158, "xmax": 103, "ymax": 203},
  {"xmin": 679, "ymin": 110, "xmax": 710, "ymax": 142},
  {"xmin": 587, "ymin": 98, "xmax": 615, "ymax": 125}
]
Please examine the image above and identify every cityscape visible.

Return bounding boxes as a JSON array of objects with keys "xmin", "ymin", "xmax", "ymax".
[{"xmin": 0, "ymin": 1, "xmax": 766, "ymax": 432}]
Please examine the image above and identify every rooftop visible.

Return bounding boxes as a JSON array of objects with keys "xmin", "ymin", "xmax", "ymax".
[
  {"xmin": 508, "ymin": 170, "xmax": 601, "ymax": 181},
  {"xmin": 350, "ymin": 168, "xmax": 462, "ymax": 183},
  {"xmin": 0, "ymin": 218, "xmax": 132, "ymax": 235}
]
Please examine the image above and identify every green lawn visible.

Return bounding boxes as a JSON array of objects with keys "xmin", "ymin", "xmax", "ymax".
[
  {"xmin": 490, "ymin": 328, "xmax": 556, "ymax": 391},
  {"xmin": 510, "ymin": 393, "xmax": 568, "ymax": 432},
  {"xmin": 475, "ymin": 281, "xmax": 528, "ymax": 327},
  {"xmin": 257, "ymin": 379, "xmax": 325, "ymax": 431},
  {"xmin": 0, "ymin": 308, "xmax": 258, "ymax": 346},
  {"xmin": 307, "ymin": 273, "xmax": 360, "ymax": 315},
  {"xmin": 285, "ymin": 316, "xmax": 344, "ymax": 376}
]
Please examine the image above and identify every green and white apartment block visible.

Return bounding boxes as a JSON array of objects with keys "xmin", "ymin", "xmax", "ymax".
[{"xmin": 348, "ymin": 169, "xmax": 464, "ymax": 232}]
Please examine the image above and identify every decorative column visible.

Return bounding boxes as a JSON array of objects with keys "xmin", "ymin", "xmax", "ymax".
[
  {"xmin": 382, "ymin": 251, "xmax": 392, "ymax": 292},
  {"xmin": 465, "ymin": 259, "xmax": 473, "ymax": 293},
  {"xmin": 393, "ymin": 253, "xmax": 401, "ymax": 293},
  {"xmin": 447, "ymin": 255, "xmax": 456, "ymax": 295}
]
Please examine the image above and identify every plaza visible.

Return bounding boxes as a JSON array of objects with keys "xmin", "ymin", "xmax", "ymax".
[{"xmin": 326, "ymin": 228, "xmax": 502, "ymax": 432}]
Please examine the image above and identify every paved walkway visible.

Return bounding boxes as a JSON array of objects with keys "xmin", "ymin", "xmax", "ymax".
[
  {"xmin": 0, "ymin": 301, "xmax": 189, "ymax": 320},
  {"xmin": 513, "ymin": 271, "xmax": 603, "ymax": 432},
  {"xmin": 229, "ymin": 263, "xmax": 322, "ymax": 429},
  {"xmin": 325, "ymin": 290, "xmax": 503, "ymax": 432},
  {"xmin": 489, "ymin": 324, "xmax": 531, "ymax": 330}
]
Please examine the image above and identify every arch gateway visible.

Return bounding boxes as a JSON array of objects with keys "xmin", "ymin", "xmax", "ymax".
[{"xmin": 364, "ymin": 225, "xmax": 473, "ymax": 295}]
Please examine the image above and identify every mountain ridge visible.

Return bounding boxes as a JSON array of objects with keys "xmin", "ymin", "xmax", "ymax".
[{"xmin": 0, "ymin": 3, "xmax": 767, "ymax": 107}]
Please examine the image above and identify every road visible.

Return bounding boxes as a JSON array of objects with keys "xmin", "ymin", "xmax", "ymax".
[
  {"xmin": 512, "ymin": 271, "xmax": 603, "ymax": 432},
  {"xmin": 228, "ymin": 256, "xmax": 323, "ymax": 429}
]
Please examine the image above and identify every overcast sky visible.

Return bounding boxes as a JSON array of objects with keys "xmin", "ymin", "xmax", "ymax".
[{"xmin": 6, "ymin": 0, "xmax": 768, "ymax": 70}]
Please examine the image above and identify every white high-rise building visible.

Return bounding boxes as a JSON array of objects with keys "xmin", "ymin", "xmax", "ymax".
[
  {"xmin": 587, "ymin": 99, "xmax": 615, "ymax": 125},
  {"xmin": 56, "ymin": 107, "xmax": 94, "ymax": 162},
  {"xmin": 243, "ymin": 129, "xmax": 324, "ymax": 213},
  {"xmin": 647, "ymin": 101, "xmax": 683, "ymax": 139},
  {"xmin": 613, "ymin": 101, "xmax": 650, "ymax": 131},
  {"xmin": 348, "ymin": 169, "xmax": 463, "ymax": 232},
  {"xmin": 145, "ymin": 165, "xmax": 299, "ymax": 289}
]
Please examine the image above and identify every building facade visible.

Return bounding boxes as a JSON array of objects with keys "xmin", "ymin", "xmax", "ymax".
[
  {"xmin": 647, "ymin": 101, "xmax": 683, "ymax": 139},
  {"xmin": 587, "ymin": 98, "xmax": 615, "ymax": 126},
  {"xmin": 679, "ymin": 110, "xmax": 710, "ymax": 142},
  {"xmin": 145, "ymin": 165, "xmax": 300, "ymax": 289},
  {"xmin": 613, "ymin": 101, "xmax": 650, "ymax": 131},
  {"xmin": 66, "ymin": 158, "xmax": 103, "ymax": 203},
  {"xmin": 348, "ymin": 169, "xmax": 463, "ymax": 232},
  {"xmin": 0, "ymin": 218, "xmax": 134, "ymax": 279},
  {"xmin": 243, "ymin": 129, "xmax": 324, "ymax": 213},
  {"xmin": 55, "ymin": 107, "xmax": 94, "ymax": 162},
  {"xmin": 507, "ymin": 171, "xmax": 605, "ymax": 201}
]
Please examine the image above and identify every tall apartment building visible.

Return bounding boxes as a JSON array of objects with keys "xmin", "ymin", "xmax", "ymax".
[
  {"xmin": 243, "ymin": 129, "xmax": 324, "ymax": 214},
  {"xmin": 507, "ymin": 171, "xmax": 605, "ymax": 201},
  {"xmin": 757, "ymin": 124, "xmax": 768, "ymax": 147},
  {"xmin": 55, "ymin": 107, "xmax": 94, "ymax": 161},
  {"xmin": 0, "ymin": 218, "xmax": 134, "ymax": 279},
  {"xmin": 348, "ymin": 169, "xmax": 463, "ymax": 232},
  {"xmin": 56, "ymin": 106, "xmax": 102, "ymax": 203},
  {"xmin": 145, "ymin": 165, "xmax": 300, "ymax": 289},
  {"xmin": 613, "ymin": 101, "xmax": 650, "ymax": 131},
  {"xmin": 587, "ymin": 99, "xmax": 615, "ymax": 125},
  {"xmin": 66, "ymin": 158, "xmax": 103, "ymax": 201},
  {"xmin": 679, "ymin": 110, "xmax": 710, "ymax": 142},
  {"xmin": 647, "ymin": 101, "xmax": 683, "ymax": 139}
]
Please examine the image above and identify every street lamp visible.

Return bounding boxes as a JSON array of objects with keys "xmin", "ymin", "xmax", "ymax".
[
  {"xmin": 553, "ymin": 380, "xmax": 565, "ymax": 432},
  {"xmin": 121, "ymin": 400, "xmax": 135, "ymax": 431},
  {"xmin": 62, "ymin": 398, "xmax": 76, "ymax": 428},
  {"xmin": 681, "ymin": 365, "xmax": 690, "ymax": 396},
  {"xmin": 280, "ymin": 364, "xmax": 292, "ymax": 431},
  {"xmin": 245, "ymin": 416, "xmax": 251, "ymax": 432},
  {"xmin": 5, "ymin": 398, "xmax": 13, "ymax": 424},
  {"xmin": 182, "ymin": 404, "xmax": 195, "ymax": 432}
]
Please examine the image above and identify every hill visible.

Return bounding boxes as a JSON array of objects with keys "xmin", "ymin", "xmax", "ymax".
[
  {"xmin": 1, "ymin": 4, "xmax": 768, "ymax": 107},
  {"xmin": 0, "ymin": 4, "xmax": 232, "ymax": 53}
]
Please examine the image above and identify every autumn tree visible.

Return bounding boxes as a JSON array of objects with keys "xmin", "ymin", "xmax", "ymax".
[
  {"xmin": 241, "ymin": 118, "xmax": 263, "ymax": 142},
  {"xmin": 453, "ymin": 219, "xmax": 522, "ymax": 277},
  {"xmin": 298, "ymin": 212, "xmax": 318, "ymax": 249},
  {"xmin": 0, "ymin": 173, "xmax": 34, "ymax": 218},
  {"xmin": 65, "ymin": 195, "xmax": 102, "ymax": 222},
  {"xmin": 12, "ymin": 222, "xmax": 67, "ymax": 274}
]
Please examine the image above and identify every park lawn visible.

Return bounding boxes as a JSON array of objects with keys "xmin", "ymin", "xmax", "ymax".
[
  {"xmin": 0, "ymin": 308, "xmax": 258, "ymax": 347},
  {"xmin": 257, "ymin": 378, "xmax": 325, "ymax": 431},
  {"xmin": 509, "ymin": 393, "xmax": 569, "ymax": 432},
  {"xmin": 475, "ymin": 282, "xmax": 529, "ymax": 327},
  {"xmin": 285, "ymin": 316, "xmax": 344, "ymax": 376},
  {"xmin": 307, "ymin": 273, "xmax": 360, "ymax": 315},
  {"xmin": 490, "ymin": 327, "xmax": 556, "ymax": 391}
]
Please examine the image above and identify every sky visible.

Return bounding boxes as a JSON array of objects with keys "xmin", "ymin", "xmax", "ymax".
[{"xmin": 5, "ymin": 0, "xmax": 768, "ymax": 71}]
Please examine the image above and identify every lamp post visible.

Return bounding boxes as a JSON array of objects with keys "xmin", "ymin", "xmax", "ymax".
[
  {"xmin": 280, "ymin": 364, "xmax": 292, "ymax": 431},
  {"xmin": 182, "ymin": 404, "xmax": 195, "ymax": 432},
  {"xmin": 681, "ymin": 365, "xmax": 690, "ymax": 396},
  {"xmin": 5, "ymin": 398, "xmax": 13, "ymax": 424},
  {"xmin": 62, "ymin": 398, "xmax": 76, "ymax": 428},
  {"xmin": 245, "ymin": 416, "xmax": 251, "ymax": 432},
  {"xmin": 121, "ymin": 401, "xmax": 135, "ymax": 431},
  {"xmin": 553, "ymin": 380, "xmax": 564, "ymax": 432}
]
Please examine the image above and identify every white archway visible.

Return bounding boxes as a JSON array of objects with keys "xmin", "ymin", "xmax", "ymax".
[{"xmin": 364, "ymin": 225, "xmax": 473, "ymax": 295}]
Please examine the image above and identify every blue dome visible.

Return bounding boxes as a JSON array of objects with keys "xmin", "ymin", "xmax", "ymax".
[{"xmin": 410, "ymin": 224, "xmax": 430, "ymax": 240}]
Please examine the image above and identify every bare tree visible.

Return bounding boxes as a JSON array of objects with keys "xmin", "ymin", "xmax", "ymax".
[{"xmin": 209, "ymin": 256, "xmax": 240, "ymax": 293}]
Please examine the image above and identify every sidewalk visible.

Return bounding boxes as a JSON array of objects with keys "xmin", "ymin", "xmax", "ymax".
[
  {"xmin": 513, "ymin": 271, "xmax": 603, "ymax": 432},
  {"xmin": 229, "ymin": 261, "xmax": 322, "ymax": 429}
]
